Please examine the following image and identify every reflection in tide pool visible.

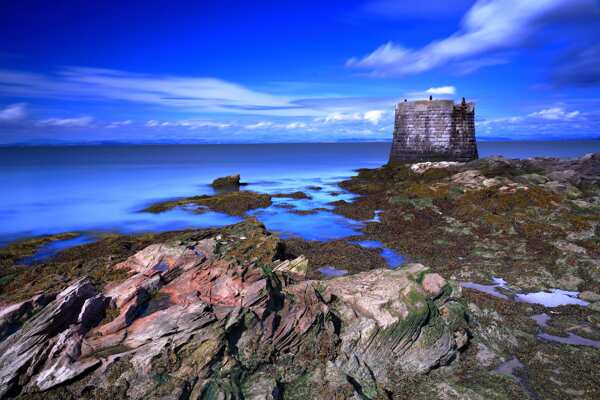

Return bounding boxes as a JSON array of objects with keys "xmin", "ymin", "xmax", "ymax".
[
  {"xmin": 538, "ymin": 332, "xmax": 600, "ymax": 349},
  {"xmin": 461, "ymin": 278, "xmax": 590, "ymax": 308},
  {"xmin": 461, "ymin": 277, "xmax": 509, "ymax": 299},
  {"xmin": 531, "ymin": 313, "xmax": 600, "ymax": 348},
  {"xmin": 515, "ymin": 289, "xmax": 589, "ymax": 308},
  {"xmin": 252, "ymin": 209, "xmax": 362, "ymax": 241},
  {"xmin": 246, "ymin": 175, "xmax": 364, "ymax": 241},
  {"xmin": 352, "ymin": 240, "xmax": 405, "ymax": 269},
  {"xmin": 18, "ymin": 235, "xmax": 97, "ymax": 265},
  {"xmin": 318, "ymin": 266, "xmax": 348, "ymax": 277}
]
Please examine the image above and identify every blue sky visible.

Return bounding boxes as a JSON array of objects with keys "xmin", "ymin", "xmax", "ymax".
[{"xmin": 1, "ymin": 0, "xmax": 599, "ymax": 144}]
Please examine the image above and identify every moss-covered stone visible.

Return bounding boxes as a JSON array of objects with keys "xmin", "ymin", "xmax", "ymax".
[{"xmin": 142, "ymin": 190, "xmax": 272, "ymax": 216}]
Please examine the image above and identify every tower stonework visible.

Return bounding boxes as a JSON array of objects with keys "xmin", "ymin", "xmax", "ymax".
[{"xmin": 389, "ymin": 99, "xmax": 478, "ymax": 164}]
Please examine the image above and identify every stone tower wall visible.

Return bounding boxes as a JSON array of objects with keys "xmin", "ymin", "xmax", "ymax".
[{"xmin": 389, "ymin": 99, "xmax": 478, "ymax": 164}]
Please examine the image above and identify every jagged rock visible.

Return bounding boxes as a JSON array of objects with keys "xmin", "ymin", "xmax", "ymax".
[
  {"xmin": 323, "ymin": 264, "xmax": 466, "ymax": 394},
  {"xmin": 0, "ymin": 278, "xmax": 97, "ymax": 397},
  {"xmin": 0, "ymin": 221, "xmax": 468, "ymax": 399},
  {"xmin": 212, "ymin": 174, "xmax": 242, "ymax": 188},
  {"xmin": 0, "ymin": 293, "xmax": 55, "ymax": 341},
  {"xmin": 272, "ymin": 255, "xmax": 308, "ymax": 278}
]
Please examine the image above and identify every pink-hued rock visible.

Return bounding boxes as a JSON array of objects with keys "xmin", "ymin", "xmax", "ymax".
[
  {"xmin": 422, "ymin": 273, "xmax": 447, "ymax": 297},
  {"xmin": 0, "ymin": 221, "xmax": 468, "ymax": 399},
  {"xmin": 0, "ymin": 278, "xmax": 96, "ymax": 397}
]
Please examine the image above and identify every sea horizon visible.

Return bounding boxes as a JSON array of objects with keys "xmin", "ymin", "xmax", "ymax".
[{"xmin": 2, "ymin": 137, "xmax": 600, "ymax": 147}]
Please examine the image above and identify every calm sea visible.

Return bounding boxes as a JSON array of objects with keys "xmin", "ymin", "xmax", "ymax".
[{"xmin": 1, "ymin": 141, "xmax": 599, "ymax": 246}]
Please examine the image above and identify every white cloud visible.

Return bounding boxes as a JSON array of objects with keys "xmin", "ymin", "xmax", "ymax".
[
  {"xmin": 320, "ymin": 112, "xmax": 362, "ymax": 123},
  {"xmin": 425, "ymin": 86, "xmax": 456, "ymax": 95},
  {"xmin": 363, "ymin": 110, "xmax": 385, "ymax": 124},
  {"xmin": 244, "ymin": 121, "xmax": 274, "ymax": 130},
  {"xmin": 528, "ymin": 107, "xmax": 581, "ymax": 120},
  {"xmin": 318, "ymin": 110, "xmax": 387, "ymax": 125},
  {"xmin": 479, "ymin": 107, "xmax": 582, "ymax": 128},
  {"xmin": 0, "ymin": 103, "xmax": 26, "ymax": 121},
  {"xmin": 145, "ymin": 119, "xmax": 232, "ymax": 129},
  {"xmin": 283, "ymin": 122, "xmax": 307, "ymax": 129},
  {"xmin": 106, "ymin": 119, "xmax": 132, "ymax": 128},
  {"xmin": 348, "ymin": 0, "xmax": 599, "ymax": 76},
  {"xmin": 477, "ymin": 116, "xmax": 524, "ymax": 127},
  {"xmin": 38, "ymin": 116, "xmax": 94, "ymax": 127},
  {"xmin": 476, "ymin": 105, "xmax": 593, "ymax": 139},
  {"xmin": 146, "ymin": 120, "xmax": 160, "ymax": 127}
]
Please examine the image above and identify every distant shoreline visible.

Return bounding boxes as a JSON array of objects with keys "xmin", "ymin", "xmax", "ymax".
[{"xmin": 1, "ymin": 138, "xmax": 599, "ymax": 147}]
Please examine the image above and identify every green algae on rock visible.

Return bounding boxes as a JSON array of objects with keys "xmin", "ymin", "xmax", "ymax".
[
  {"xmin": 271, "ymin": 191, "xmax": 312, "ymax": 200},
  {"xmin": 142, "ymin": 190, "xmax": 272, "ymax": 216},
  {"xmin": 0, "ymin": 232, "xmax": 80, "ymax": 270}
]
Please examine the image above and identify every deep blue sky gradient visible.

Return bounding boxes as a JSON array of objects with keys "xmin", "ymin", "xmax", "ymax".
[{"xmin": 1, "ymin": 0, "xmax": 599, "ymax": 143}]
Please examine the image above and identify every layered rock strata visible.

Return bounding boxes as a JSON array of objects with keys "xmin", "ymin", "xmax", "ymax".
[{"xmin": 0, "ymin": 221, "xmax": 467, "ymax": 399}]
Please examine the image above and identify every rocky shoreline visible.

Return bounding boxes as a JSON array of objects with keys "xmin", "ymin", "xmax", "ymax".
[
  {"xmin": 0, "ymin": 220, "xmax": 467, "ymax": 399},
  {"xmin": 1, "ymin": 154, "xmax": 600, "ymax": 399}
]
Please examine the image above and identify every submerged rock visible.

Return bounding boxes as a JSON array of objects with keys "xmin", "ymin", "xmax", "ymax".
[
  {"xmin": 272, "ymin": 191, "xmax": 312, "ymax": 199},
  {"xmin": 0, "ymin": 220, "xmax": 468, "ymax": 399}
]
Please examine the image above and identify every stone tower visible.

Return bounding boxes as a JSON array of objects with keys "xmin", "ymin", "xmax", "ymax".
[{"xmin": 389, "ymin": 99, "xmax": 478, "ymax": 164}]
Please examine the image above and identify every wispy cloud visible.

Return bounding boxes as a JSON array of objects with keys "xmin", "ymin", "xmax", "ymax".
[
  {"xmin": 0, "ymin": 67, "xmax": 305, "ymax": 116},
  {"xmin": 317, "ymin": 110, "xmax": 387, "ymax": 125},
  {"xmin": 37, "ymin": 116, "xmax": 94, "ymax": 127},
  {"xmin": 145, "ymin": 119, "xmax": 232, "ymax": 129},
  {"xmin": 348, "ymin": 0, "xmax": 600, "ymax": 77},
  {"xmin": 528, "ymin": 107, "xmax": 580, "ymax": 121},
  {"xmin": 0, "ymin": 103, "xmax": 26, "ymax": 121},
  {"xmin": 106, "ymin": 120, "xmax": 132, "ymax": 128},
  {"xmin": 244, "ymin": 121, "xmax": 274, "ymax": 130},
  {"xmin": 477, "ymin": 105, "xmax": 595, "ymax": 138},
  {"xmin": 0, "ymin": 67, "xmax": 413, "ymax": 119}
]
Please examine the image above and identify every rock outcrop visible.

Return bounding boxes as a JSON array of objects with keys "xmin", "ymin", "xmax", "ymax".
[
  {"xmin": 212, "ymin": 174, "xmax": 243, "ymax": 189},
  {"xmin": 0, "ymin": 220, "xmax": 467, "ymax": 399}
]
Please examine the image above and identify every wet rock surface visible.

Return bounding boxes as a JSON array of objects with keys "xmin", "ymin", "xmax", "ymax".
[{"xmin": 0, "ymin": 220, "xmax": 468, "ymax": 399}]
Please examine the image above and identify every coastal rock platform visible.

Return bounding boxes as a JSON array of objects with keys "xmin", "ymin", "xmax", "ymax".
[{"xmin": 0, "ymin": 220, "xmax": 467, "ymax": 399}]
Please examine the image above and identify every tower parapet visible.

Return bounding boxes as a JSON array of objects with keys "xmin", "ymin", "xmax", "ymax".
[{"xmin": 389, "ymin": 99, "xmax": 478, "ymax": 164}]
